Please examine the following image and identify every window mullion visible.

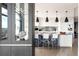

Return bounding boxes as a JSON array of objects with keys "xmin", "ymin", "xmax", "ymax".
[{"xmin": 1, "ymin": 13, "xmax": 8, "ymax": 17}]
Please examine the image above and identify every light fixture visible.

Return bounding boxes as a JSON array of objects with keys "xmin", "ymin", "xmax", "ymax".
[
  {"xmin": 36, "ymin": 17, "xmax": 39, "ymax": 22},
  {"xmin": 45, "ymin": 11, "xmax": 49, "ymax": 22},
  {"xmin": 55, "ymin": 11, "xmax": 59, "ymax": 22},
  {"xmin": 36, "ymin": 11, "xmax": 39, "ymax": 22},
  {"xmin": 65, "ymin": 11, "xmax": 69, "ymax": 22},
  {"xmin": 46, "ymin": 17, "xmax": 49, "ymax": 22}
]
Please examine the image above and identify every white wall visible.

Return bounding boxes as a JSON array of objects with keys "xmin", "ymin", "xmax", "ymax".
[
  {"xmin": 35, "ymin": 3, "xmax": 77, "ymax": 33},
  {"xmin": 35, "ymin": 3, "xmax": 77, "ymax": 17}
]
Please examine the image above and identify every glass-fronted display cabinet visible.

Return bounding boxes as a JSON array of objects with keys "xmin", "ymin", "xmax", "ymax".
[
  {"xmin": 0, "ymin": 3, "xmax": 9, "ymax": 44},
  {"xmin": 0, "ymin": 3, "xmax": 34, "ymax": 56}
]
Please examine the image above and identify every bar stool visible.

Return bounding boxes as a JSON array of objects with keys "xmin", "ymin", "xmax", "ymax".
[
  {"xmin": 51, "ymin": 34, "xmax": 58, "ymax": 48},
  {"xmin": 35, "ymin": 34, "xmax": 39, "ymax": 47},
  {"xmin": 42, "ymin": 33, "xmax": 50, "ymax": 47}
]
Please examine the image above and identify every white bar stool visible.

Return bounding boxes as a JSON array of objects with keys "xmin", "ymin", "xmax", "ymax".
[
  {"xmin": 35, "ymin": 34, "xmax": 39, "ymax": 47},
  {"xmin": 42, "ymin": 33, "xmax": 50, "ymax": 47},
  {"xmin": 51, "ymin": 34, "xmax": 58, "ymax": 47}
]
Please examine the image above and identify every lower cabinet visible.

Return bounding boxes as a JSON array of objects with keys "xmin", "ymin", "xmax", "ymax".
[
  {"xmin": 0, "ymin": 46, "xmax": 32, "ymax": 56},
  {"xmin": 59, "ymin": 34, "xmax": 72, "ymax": 47},
  {"xmin": 0, "ymin": 46, "xmax": 10, "ymax": 56},
  {"xmin": 11, "ymin": 46, "xmax": 32, "ymax": 56}
]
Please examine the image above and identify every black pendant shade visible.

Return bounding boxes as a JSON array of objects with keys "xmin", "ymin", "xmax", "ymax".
[
  {"xmin": 65, "ymin": 17, "xmax": 68, "ymax": 22},
  {"xmin": 36, "ymin": 17, "xmax": 39, "ymax": 22},
  {"xmin": 55, "ymin": 17, "xmax": 59, "ymax": 22},
  {"xmin": 46, "ymin": 17, "xmax": 49, "ymax": 22}
]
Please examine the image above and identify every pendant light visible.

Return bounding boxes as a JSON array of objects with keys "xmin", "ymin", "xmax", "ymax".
[
  {"xmin": 36, "ymin": 17, "xmax": 39, "ymax": 22},
  {"xmin": 65, "ymin": 11, "xmax": 69, "ymax": 22},
  {"xmin": 36, "ymin": 11, "xmax": 39, "ymax": 22},
  {"xmin": 45, "ymin": 11, "xmax": 49, "ymax": 22},
  {"xmin": 55, "ymin": 11, "xmax": 59, "ymax": 22}
]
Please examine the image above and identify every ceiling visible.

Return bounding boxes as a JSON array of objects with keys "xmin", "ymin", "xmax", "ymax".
[{"xmin": 35, "ymin": 3, "xmax": 78, "ymax": 9}]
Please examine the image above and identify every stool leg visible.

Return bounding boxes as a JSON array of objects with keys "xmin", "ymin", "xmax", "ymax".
[
  {"xmin": 47, "ymin": 40, "xmax": 49, "ymax": 48},
  {"xmin": 38, "ymin": 39, "xmax": 39, "ymax": 47},
  {"xmin": 43, "ymin": 41, "xmax": 44, "ymax": 47},
  {"xmin": 52, "ymin": 41, "xmax": 53, "ymax": 48},
  {"xmin": 51, "ymin": 41, "xmax": 53, "ymax": 47}
]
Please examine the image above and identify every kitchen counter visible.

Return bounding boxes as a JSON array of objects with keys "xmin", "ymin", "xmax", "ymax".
[
  {"xmin": 35, "ymin": 31, "xmax": 59, "ymax": 34},
  {"xmin": 59, "ymin": 34, "xmax": 73, "ymax": 47},
  {"xmin": 35, "ymin": 31, "xmax": 73, "ymax": 47}
]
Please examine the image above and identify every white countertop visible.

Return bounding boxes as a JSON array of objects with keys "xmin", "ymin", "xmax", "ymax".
[{"xmin": 35, "ymin": 31, "xmax": 59, "ymax": 34}]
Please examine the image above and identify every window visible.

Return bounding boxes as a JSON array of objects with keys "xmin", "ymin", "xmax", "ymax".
[
  {"xmin": 2, "ymin": 16, "xmax": 8, "ymax": 28},
  {"xmin": 1, "ymin": 4, "xmax": 8, "ymax": 32},
  {"xmin": 2, "ymin": 7, "xmax": 8, "ymax": 15}
]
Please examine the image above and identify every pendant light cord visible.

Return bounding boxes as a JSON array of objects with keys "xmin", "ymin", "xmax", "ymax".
[
  {"xmin": 45, "ymin": 11, "xmax": 49, "ymax": 22},
  {"xmin": 65, "ymin": 11, "xmax": 69, "ymax": 22},
  {"xmin": 55, "ymin": 11, "xmax": 59, "ymax": 22},
  {"xmin": 66, "ymin": 11, "xmax": 68, "ymax": 18}
]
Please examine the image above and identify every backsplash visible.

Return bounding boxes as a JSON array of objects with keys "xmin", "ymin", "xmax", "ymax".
[{"xmin": 35, "ymin": 26, "xmax": 58, "ymax": 31}]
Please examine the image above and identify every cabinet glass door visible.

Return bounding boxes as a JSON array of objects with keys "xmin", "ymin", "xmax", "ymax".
[
  {"xmin": 0, "ymin": 3, "xmax": 34, "ymax": 56},
  {"xmin": 0, "ymin": 3, "xmax": 11, "ymax": 56},
  {"xmin": 11, "ymin": 3, "xmax": 34, "ymax": 56},
  {"xmin": 11, "ymin": 3, "xmax": 30, "ymax": 44},
  {"xmin": 0, "ymin": 3, "xmax": 11, "ymax": 44}
]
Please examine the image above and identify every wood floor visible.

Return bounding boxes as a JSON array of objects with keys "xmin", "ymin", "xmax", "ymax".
[{"xmin": 35, "ymin": 39, "xmax": 78, "ymax": 56}]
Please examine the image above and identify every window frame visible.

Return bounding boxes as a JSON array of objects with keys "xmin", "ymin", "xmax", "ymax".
[
  {"xmin": 1, "ymin": 4, "xmax": 8, "ymax": 29},
  {"xmin": 1, "ymin": 3, "xmax": 8, "ymax": 17}
]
